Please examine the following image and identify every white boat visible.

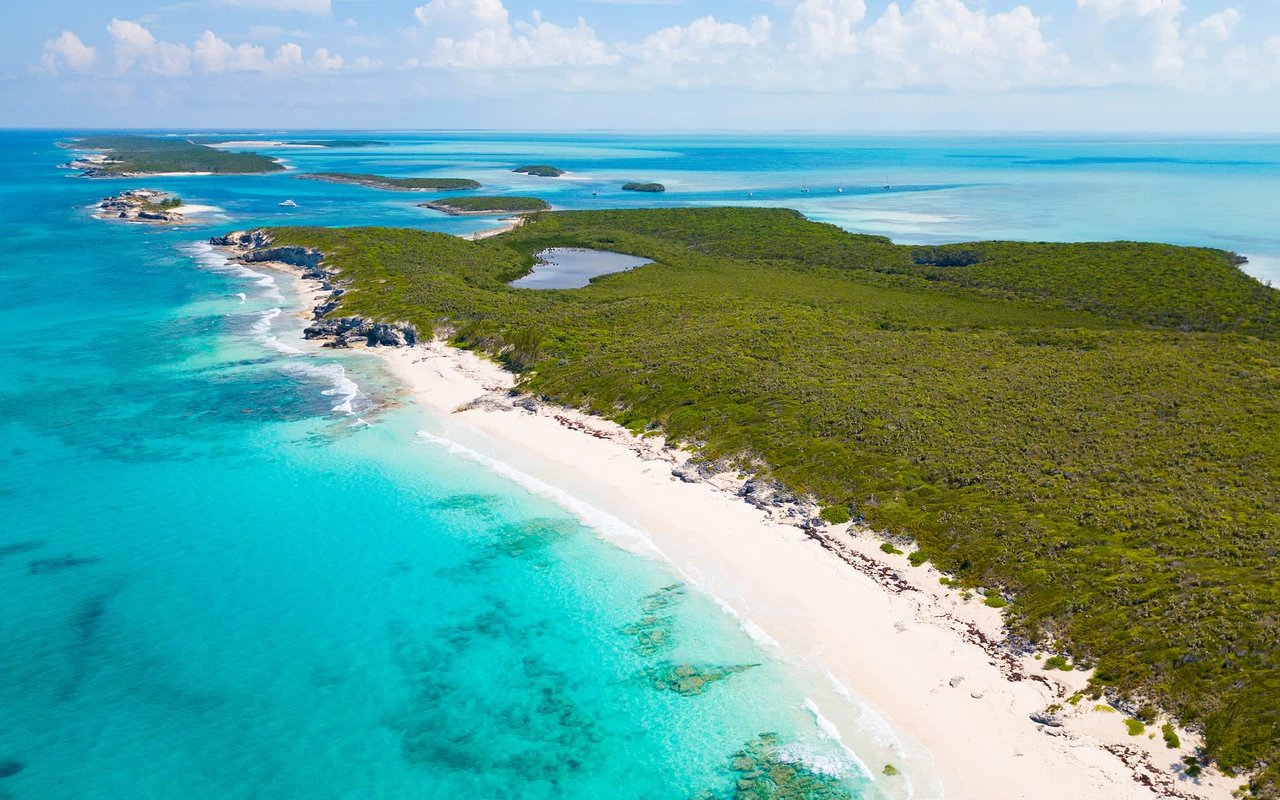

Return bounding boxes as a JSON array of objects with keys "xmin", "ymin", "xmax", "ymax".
[{"xmin": 279, "ymin": 199, "xmax": 298, "ymax": 207}]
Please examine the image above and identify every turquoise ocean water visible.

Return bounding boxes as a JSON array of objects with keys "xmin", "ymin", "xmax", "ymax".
[{"xmin": 3, "ymin": 130, "xmax": 1279, "ymax": 800}]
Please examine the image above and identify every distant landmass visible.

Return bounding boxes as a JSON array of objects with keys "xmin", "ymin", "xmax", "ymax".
[
  {"xmin": 298, "ymin": 173, "xmax": 481, "ymax": 191},
  {"xmin": 420, "ymin": 196, "xmax": 550, "ymax": 215},
  {"xmin": 622, "ymin": 182, "xmax": 665, "ymax": 193},
  {"xmin": 66, "ymin": 135, "xmax": 284, "ymax": 177}
]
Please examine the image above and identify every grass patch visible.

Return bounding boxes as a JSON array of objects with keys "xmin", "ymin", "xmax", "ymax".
[{"xmin": 1126, "ymin": 719, "xmax": 1147, "ymax": 736}]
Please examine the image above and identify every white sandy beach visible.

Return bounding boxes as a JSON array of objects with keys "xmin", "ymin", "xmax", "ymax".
[
  {"xmin": 371, "ymin": 341, "xmax": 1237, "ymax": 800},
  {"xmin": 250, "ymin": 251, "xmax": 1239, "ymax": 800}
]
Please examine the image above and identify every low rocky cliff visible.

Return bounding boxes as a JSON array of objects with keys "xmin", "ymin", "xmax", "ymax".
[{"xmin": 212, "ymin": 229, "xmax": 418, "ymax": 349}]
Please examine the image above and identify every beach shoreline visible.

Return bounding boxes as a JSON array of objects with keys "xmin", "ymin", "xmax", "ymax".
[{"xmin": 232, "ymin": 242, "xmax": 1240, "ymax": 800}]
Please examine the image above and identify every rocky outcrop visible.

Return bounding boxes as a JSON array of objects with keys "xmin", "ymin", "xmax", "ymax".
[
  {"xmin": 304, "ymin": 317, "xmax": 417, "ymax": 348},
  {"xmin": 213, "ymin": 229, "xmax": 418, "ymax": 350},
  {"xmin": 95, "ymin": 190, "xmax": 185, "ymax": 224}
]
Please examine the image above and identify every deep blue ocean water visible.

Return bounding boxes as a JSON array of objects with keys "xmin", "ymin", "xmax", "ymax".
[{"xmin": 2, "ymin": 130, "xmax": 1279, "ymax": 800}]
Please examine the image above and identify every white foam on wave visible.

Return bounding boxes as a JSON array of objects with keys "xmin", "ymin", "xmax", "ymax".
[
  {"xmin": 801, "ymin": 698, "xmax": 875, "ymax": 780},
  {"xmin": 188, "ymin": 241, "xmax": 285, "ymax": 303},
  {"xmin": 280, "ymin": 360, "xmax": 360, "ymax": 414},
  {"xmin": 415, "ymin": 430, "xmax": 662, "ymax": 557},
  {"xmin": 251, "ymin": 309, "xmax": 305, "ymax": 356},
  {"xmin": 704, "ymin": 594, "xmax": 782, "ymax": 651},
  {"xmin": 186, "ymin": 241, "xmax": 361, "ymax": 415},
  {"xmin": 823, "ymin": 670, "xmax": 907, "ymax": 751}
]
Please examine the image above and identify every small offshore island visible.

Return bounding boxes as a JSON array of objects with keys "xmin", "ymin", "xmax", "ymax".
[
  {"xmin": 514, "ymin": 165, "xmax": 566, "ymax": 177},
  {"xmin": 297, "ymin": 173, "xmax": 481, "ymax": 191},
  {"xmin": 65, "ymin": 135, "xmax": 283, "ymax": 177},
  {"xmin": 217, "ymin": 207, "xmax": 1280, "ymax": 799},
  {"xmin": 420, "ymin": 196, "xmax": 550, "ymax": 216},
  {"xmin": 94, "ymin": 189, "xmax": 186, "ymax": 224},
  {"xmin": 622, "ymin": 182, "xmax": 666, "ymax": 192}
]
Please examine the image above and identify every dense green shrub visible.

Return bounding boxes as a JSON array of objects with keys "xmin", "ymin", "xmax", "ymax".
[{"xmin": 265, "ymin": 207, "xmax": 1280, "ymax": 794}]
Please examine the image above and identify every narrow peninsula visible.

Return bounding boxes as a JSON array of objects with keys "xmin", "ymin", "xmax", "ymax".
[
  {"xmin": 297, "ymin": 173, "xmax": 481, "ymax": 191},
  {"xmin": 66, "ymin": 135, "xmax": 284, "ymax": 177},
  {"xmin": 217, "ymin": 207, "xmax": 1280, "ymax": 798},
  {"xmin": 420, "ymin": 196, "xmax": 550, "ymax": 216}
]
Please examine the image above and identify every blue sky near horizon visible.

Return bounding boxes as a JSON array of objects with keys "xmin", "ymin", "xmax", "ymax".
[{"xmin": 4, "ymin": 0, "xmax": 1280, "ymax": 130}]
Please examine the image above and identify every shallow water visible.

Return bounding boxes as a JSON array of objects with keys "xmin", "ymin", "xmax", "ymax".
[
  {"xmin": 3, "ymin": 129, "xmax": 1279, "ymax": 799},
  {"xmin": 510, "ymin": 247, "xmax": 654, "ymax": 289}
]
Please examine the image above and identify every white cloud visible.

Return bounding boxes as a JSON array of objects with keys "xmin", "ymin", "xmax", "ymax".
[
  {"xmin": 413, "ymin": 0, "xmax": 617, "ymax": 68},
  {"xmin": 1075, "ymin": 0, "xmax": 1248, "ymax": 85},
  {"xmin": 636, "ymin": 15, "xmax": 772, "ymax": 61},
  {"xmin": 39, "ymin": 31, "xmax": 97, "ymax": 75},
  {"xmin": 309, "ymin": 47, "xmax": 344, "ymax": 71},
  {"xmin": 98, "ymin": 19, "xmax": 344, "ymax": 77},
  {"xmin": 1192, "ymin": 8, "xmax": 1240, "ymax": 42},
  {"xmin": 221, "ymin": 0, "xmax": 331, "ymax": 15},
  {"xmin": 856, "ymin": 0, "xmax": 1061, "ymax": 89},
  {"xmin": 790, "ymin": 0, "xmax": 866, "ymax": 57},
  {"xmin": 275, "ymin": 42, "xmax": 305, "ymax": 69}
]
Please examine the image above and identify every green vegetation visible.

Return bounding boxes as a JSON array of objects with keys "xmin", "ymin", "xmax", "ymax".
[
  {"xmin": 514, "ymin": 165, "xmax": 566, "ymax": 177},
  {"xmin": 298, "ymin": 172, "xmax": 480, "ymax": 191},
  {"xmin": 262, "ymin": 207, "xmax": 1280, "ymax": 795},
  {"xmin": 907, "ymin": 550, "xmax": 929, "ymax": 567},
  {"xmin": 140, "ymin": 195, "xmax": 182, "ymax": 213},
  {"xmin": 983, "ymin": 591, "xmax": 1008, "ymax": 609},
  {"xmin": 73, "ymin": 135, "xmax": 283, "ymax": 175},
  {"xmin": 819, "ymin": 505, "xmax": 851, "ymax": 524},
  {"xmin": 880, "ymin": 542, "xmax": 904, "ymax": 556},
  {"xmin": 1164, "ymin": 723, "xmax": 1183, "ymax": 749},
  {"xmin": 622, "ymin": 182, "xmax": 666, "ymax": 192},
  {"xmin": 1043, "ymin": 655, "xmax": 1072, "ymax": 672},
  {"xmin": 882, "ymin": 764, "xmax": 900, "ymax": 777},
  {"xmin": 1127, "ymin": 718, "xmax": 1148, "ymax": 736},
  {"xmin": 420, "ymin": 196, "xmax": 550, "ymax": 215}
]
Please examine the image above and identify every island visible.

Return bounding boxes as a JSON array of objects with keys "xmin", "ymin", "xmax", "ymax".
[
  {"xmin": 514, "ymin": 165, "xmax": 566, "ymax": 177},
  {"xmin": 94, "ymin": 189, "xmax": 186, "ymax": 224},
  {"xmin": 297, "ymin": 173, "xmax": 481, "ymax": 191},
  {"xmin": 66, "ymin": 135, "xmax": 284, "ymax": 177},
  {"xmin": 419, "ymin": 196, "xmax": 550, "ymax": 216},
  {"xmin": 222, "ymin": 207, "xmax": 1280, "ymax": 797},
  {"xmin": 621, "ymin": 182, "xmax": 666, "ymax": 192}
]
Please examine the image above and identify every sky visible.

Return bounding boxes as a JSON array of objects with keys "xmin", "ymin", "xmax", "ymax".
[{"xmin": 3, "ymin": 0, "xmax": 1280, "ymax": 130}]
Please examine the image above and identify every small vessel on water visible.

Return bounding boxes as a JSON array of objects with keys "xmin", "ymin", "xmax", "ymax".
[{"xmin": 279, "ymin": 199, "xmax": 298, "ymax": 207}]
